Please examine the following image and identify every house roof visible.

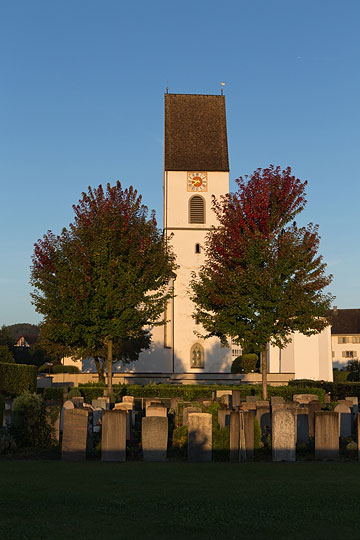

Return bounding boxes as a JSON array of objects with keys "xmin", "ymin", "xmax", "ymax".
[
  {"xmin": 164, "ymin": 93, "xmax": 229, "ymax": 172},
  {"xmin": 330, "ymin": 308, "xmax": 360, "ymax": 334}
]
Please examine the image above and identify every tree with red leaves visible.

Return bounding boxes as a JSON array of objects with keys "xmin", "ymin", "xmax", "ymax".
[
  {"xmin": 191, "ymin": 166, "xmax": 333, "ymax": 399},
  {"xmin": 31, "ymin": 182, "xmax": 176, "ymax": 394}
]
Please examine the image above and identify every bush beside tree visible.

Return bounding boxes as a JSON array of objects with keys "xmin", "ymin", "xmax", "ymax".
[
  {"xmin": 231, "ymin": 354, "xmax": 259, "ymax": 373},
  {"xmin": 0, "ymin": 363, "xmax": 37, "ymax": 396}
]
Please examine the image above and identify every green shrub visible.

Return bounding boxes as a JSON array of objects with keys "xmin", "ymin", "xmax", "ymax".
[
  {"xmin": 43, "ymin": 387, "xmax": 64, "ymax": 402},
  {"xmin": 0, "ymin": 428, "xmax": 16, "ymax": 454},
  {"xmin": 0, "ymin": 345, "xmax": 14, "ymax": 364},
  {"xmin": 231, "ymin": 354, "xmax": 259, "ymax": 373},
  {"xmin": 11, "ymin": 392, "xmax": 53, "ymax": 448},
  {"xmin": 0, "ymin": 363, "xmax": 37, "ymax": 396},
  {"xmin": 68, "ymin": 387, "xmax": 82, "ymax": 398},
  {"xmin": 171, "ymin": 425, "xmax": 188, "ymax": 458},
  {"xmin": 212, "ymin": 427, "xmax": 230, "ymax": 461},
  {"xmin": 333, "ymin": 370, "xmax": 350, "ymax": 383}
]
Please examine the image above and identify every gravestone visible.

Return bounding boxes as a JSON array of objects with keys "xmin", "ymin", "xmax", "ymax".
[
  {"xmin": 246, "ymin": 396, "xmax": 258, "ymax": 403},
  {"xmin": 92, "ymin": 398, "xmax": 109, "ymax": 410},
  {"xmin": 62, "ymin": 409, "xmax": 89, "ymax": 461},
  {"xmin": 114, "ymin": 402, "xmax": 133, "ymax": 411},
  {"xmin": 293, "ymin": 394, "xmax": 319, "ymax": 405},
  {"xmin": 230, "ymin": 411, "xmax": 240, "ymax": 462},
  {"xmin": 60, "ymin": 400, "xmax": 74, "ymax": 432},
  {"xmin": 201, "ymin": 400, "xmax": 212, "ymax": 408},
  {"xmin": 188, "ymin": 413, "xmax": 212, "ymax": 462},
  {"xmin": 272, "ymin": 408, "xmax": 297, "ymax": 461},
  {"xmin": 183, "ymin": 406, "xmax": 202, "ymax": 425},
  {"xmin": 315, "ymin": 411, "xmax": 339, "ymax": 460},
  {"xmin": 122, "ymin": 396, "xmax": 135, "ymax": 405},
  {"xmin": 146, "ymin": 406, "xmax": 167, "ymax": 418},
  {"xmin": 242, "ymin": 411, "xmax": 255, "ymax": 461},
  {"xmin": 297, "ymin": 407, "xmax": 310, "ymax": 444},
  {"xmin": 218, "ymin": 409, "xmax": 231, "ymax": 428},
  {"xmin": 307, "ymin": 400, "xmax": 322, "ymax": 438},
  {"xmin": 220, "ymin": 394, "xmax": 232, "ymax": 408},
  {"xmin": 101, "ymin": 410, "xmax": 127, "ymax": 462},
  {"xmin": 271, "ymin": 396, "xmax": 284, "ymax": 406},
  {"xmin": 232, "ymin": 390, "xmax": 241, "ymax": 408},
  {"xmin": 229, "ymin": 410, "xmax": 254, "ymax": 461},
  {"xmin": 142, "ymin": 416, "xmax": 168, "ymax": 461},
  {"xmin": 216, "ymin": 390, "xmax": 232, "ymax": 399},
  {"xmin": 334, "ymin": 404, "xmax": 352, "ymax": 437},
  {"xmin": 93, "ymin": 407, "xmax": 103, "ymax": 433},
  {"xmin": 358, "ymin": 414, "xmax": 360, "ymax": 461},
  {"xmin": 71, "ymin": 396, "xmax": 84, "ymax": 408},
  {"xmin": 256, "ymin": 402, "xmax": 271, "ymax": 442}
]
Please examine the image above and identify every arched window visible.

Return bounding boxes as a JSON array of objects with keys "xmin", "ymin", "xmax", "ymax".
[
  {"xmin": 189, "ymin": 195, "xmax": 205, "ymax": 224},
  {"xmin": 190, "ymin": 343, "xmax": 205, "ymax": 368}
]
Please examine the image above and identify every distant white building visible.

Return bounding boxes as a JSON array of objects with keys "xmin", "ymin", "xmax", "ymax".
[{"xmin": 330, "ymin": 307, "xmax": 360, "ymax": 369}]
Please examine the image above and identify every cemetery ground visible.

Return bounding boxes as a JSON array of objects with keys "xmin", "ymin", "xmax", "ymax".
[{"xmin": 1, "ymin": 461, "xmax": 360, "ymax": 540}]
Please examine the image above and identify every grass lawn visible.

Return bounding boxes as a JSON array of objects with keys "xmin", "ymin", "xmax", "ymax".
[{"xmin": 1, "ymin": 461, "xmax": 360, "ymax": 540}]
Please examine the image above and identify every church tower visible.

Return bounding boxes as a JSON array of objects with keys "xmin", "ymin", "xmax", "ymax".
[{"xmin": 163, "ymin": 93, "xmax": 232, "ymax": 373}]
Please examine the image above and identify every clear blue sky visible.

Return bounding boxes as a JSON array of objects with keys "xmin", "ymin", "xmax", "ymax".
[{"xmin": 0, "ymin": 0, "xmax": 359, "ymax": 326}]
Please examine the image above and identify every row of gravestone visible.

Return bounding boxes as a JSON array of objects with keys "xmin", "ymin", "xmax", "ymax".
[
  {"xmin": 61, "ymin": 409, "xmax": 213, "ymax": 462},
  {"xmin": 59, "ymin": 395, "xmax": 360, "ymax": 462}
]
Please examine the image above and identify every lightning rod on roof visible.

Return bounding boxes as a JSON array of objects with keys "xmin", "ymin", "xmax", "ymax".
[{"xmin": 220, "ymin": 82, "xmax": 225, "ymax": 95}]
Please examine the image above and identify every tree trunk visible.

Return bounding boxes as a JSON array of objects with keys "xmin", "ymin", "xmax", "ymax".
[
  {"xmin": 107, "ymin": 339, "xmax": 113, "ymax": 396},
  {"xmin": 261, "ymin": 349, "xmax": 268, "ymax": 400},
  {"xmin": 94, "ymin": 357, "xmax": 105, "ymax": 383}
]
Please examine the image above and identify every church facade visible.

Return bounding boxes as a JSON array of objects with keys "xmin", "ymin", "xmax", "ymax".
[{"xmin": 76, "ymin": 92, "xmax": 333, "ymax": 381}]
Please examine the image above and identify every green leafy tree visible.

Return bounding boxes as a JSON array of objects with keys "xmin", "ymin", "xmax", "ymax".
[
  {"xmin": 191, "ymin": 165, "xmax": 333, "ymax": 399},
  {"xmin": 0, "ymin": 345, "xmax": 14, "ymax": 363},
  {"xmin": 31, "ymin": 182, "xmax": 176, "ymax": 393}
]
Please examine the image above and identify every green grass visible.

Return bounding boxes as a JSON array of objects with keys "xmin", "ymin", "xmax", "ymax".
[{"xmin": 1, "ymin": 461, "xmax": 360, "ymax": 539}]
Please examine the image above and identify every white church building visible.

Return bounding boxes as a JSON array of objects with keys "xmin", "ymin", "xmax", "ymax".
[{"xmin": 74, "ymin": 92, "xmax": 333, "ymax": 383}]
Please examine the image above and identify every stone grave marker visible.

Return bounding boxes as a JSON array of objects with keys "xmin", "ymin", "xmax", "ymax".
[
  {"xmin": 93, "ymin": 407, "xmax": 103, "ymax": 433},
  {"xmin": 246, "ymin": 396, "xmax": 258, "ymax": 403},
  {"xmin": 62, "ymin": 409, "xmax": 89, "ymax": 461},
  {"xmin": 201, "ymin": 400, "xmax": 213, "ymax": 408},
  {"xmin": 272, "ymin": 407, "xmax": 297, "ymax": 461},
  {"xmin": 60, "ymin": 400, "xmax": 74, "ymax": 432},
  {"xmin": 229, "ymin": 410, "xmax": 254, "ymax": 461},
  {"xmin": 270, "ymin": 396, "xmax": 284, "ymax": 407},
  {"xmin": 218, "ymin": 408, "xmax": 231, "ymax": 428},
  {"xmin": 307, "ymin": 400, "xmax": 322, "ymax": 438},
  {"xmin": 220, "ymin": 394, "xmax": 232, "ymax": 408},
  {"xmin": 71, "ymin": 396, "xmax": 84, "ymax": 408},
  {"xmin": 256, "ymin": 402, "xmax": 271, "ymax": 442},
  {"xmin": 297, "ymin": 407, "xmax": 309, "ymax": 444},
  {"xmin": 101, "ymin": 410, "xmax": 127, "ymax": 462},
  {"xmin": 216, "ymin": 390, "xmax": 232, "ymax": 400},
  {"xmin": 142, "ymin": 416, "xmax": 168, "ymax": 461},
  {"xmin": 315, "ymin": 411, "xmax": 339, "ymax": 460},
  {"xmin": 357, "ymin": 414, "xmax": 360, "ymax": 461},
  {"xmin": 92, "ymin": 398, "xmax": 109, "ymax": 410},
  {"xmin": 334, "ymin": 403, "xmax": 352, "ymax": 437},
  {"xmin": 293, "ymin": 394, "xmax": 319, "ymax": 405},
  {"xmin": 146, "ymin": 406, "xmax": 167, "ymax": 418},
  {"xmin": 122, "ymin": 396, "xmax": 135, "ymax": 405},
  {"xmin": 232, "ymin": 390, "xmax": 241, "ymax": 408},
  {"xmin": 188, "ymin": 413, "xmax": 212, "ymax": 462},
  {"xmin": 183, "ymin": 406, "xmax": 202, "ymax": 426}
]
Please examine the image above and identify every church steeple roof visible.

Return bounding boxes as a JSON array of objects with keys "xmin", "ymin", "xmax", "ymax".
[{"xmin": 164, "ymin": 93, "xmax": 229, "ymax": 172}]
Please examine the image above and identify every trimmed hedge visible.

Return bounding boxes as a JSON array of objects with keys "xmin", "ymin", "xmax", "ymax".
[
  {"xmin": 121, "ymin": 383, "xmax": 326, "ymax": 402},
  {"xmin": 38, "ymin": 364, "xmax": 80, "ymax": 374},
  {"xmin": 0, "ymin": 363, "xmax": 37, "ymax": 397},
  {"xmin": 289, "ymin": 378, "xmax": 360, "ymax": 401},
  {"xmin": 43, "ymin": 387, "xmax": 64, "ymax": 402}
]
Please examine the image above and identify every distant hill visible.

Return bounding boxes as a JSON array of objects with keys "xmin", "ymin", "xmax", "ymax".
[{"xmin": 6, "ymin": 323, "xmax": 40, "ymax": 345}]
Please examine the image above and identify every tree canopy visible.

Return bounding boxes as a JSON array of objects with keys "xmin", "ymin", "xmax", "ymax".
[
  {"xmin": 190, "ymin": 165, "xmax": 333, "ymax": 398},
  {"xmin": 31, "ymin": 182, "xmax": 176, "ymax": 391}
]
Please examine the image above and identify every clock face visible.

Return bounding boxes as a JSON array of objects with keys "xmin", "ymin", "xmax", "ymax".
[{"xmin": 187, "ymin": 172, "xmax": 208, "ymax": 192}]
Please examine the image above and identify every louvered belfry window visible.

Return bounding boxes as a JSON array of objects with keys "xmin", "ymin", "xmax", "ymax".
[{"xmin": 189, "ymin": 195, "xmax": 205, "ymax": 224}]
